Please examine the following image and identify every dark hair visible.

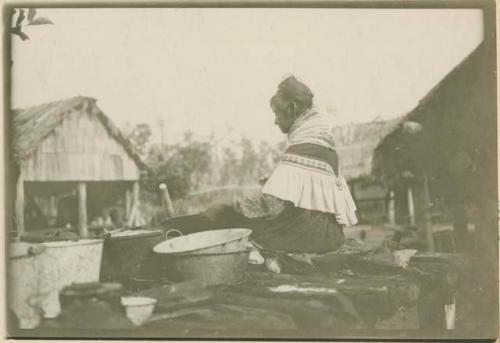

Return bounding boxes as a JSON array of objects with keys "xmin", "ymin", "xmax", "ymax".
[{"xmin": 271, "ymin": 75, "xmax": 314, "ymax": 114}]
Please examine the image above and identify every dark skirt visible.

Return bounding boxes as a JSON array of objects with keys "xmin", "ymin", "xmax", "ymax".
[
  {"xmin": 166, "ymin": 205, "xmax": 345, "ymax": 254},
  {"xmin": 244, "ymin": 206, "xmax": 345, "ymax": 254}
]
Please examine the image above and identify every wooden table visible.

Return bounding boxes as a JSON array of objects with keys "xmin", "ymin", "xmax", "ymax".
[
  {"xmin": 22, "ymin": 253, "xmax": 461, "ymax": 339},
  {"xmin": 134, "ymin": 252, "xmax": 461, "ymax": 337}
]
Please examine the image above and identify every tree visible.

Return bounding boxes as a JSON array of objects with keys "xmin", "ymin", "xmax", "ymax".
[
  {"xmin": 238, "ymin": 138, "xmax": 259, "ymax": 185},
  {"xmin": 145, "ymin": 132, "xmax": 212, "ymax": 199},
  {"xmin": 124, "ymin": 123, "xmax": 152, "ymax": 157},
  {"xmin": 219, "ymin": 146, "xmax": 239, "ymax": 186},
  {"xmin": 257, "ymin": 141, "xmax": 282, "ymax": 178},
  {"xmin": 10, "ymin": 8, "xmax": 53, "ymax": 41}
]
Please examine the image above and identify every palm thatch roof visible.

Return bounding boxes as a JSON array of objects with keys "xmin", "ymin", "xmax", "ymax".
[
  {"xmin": 332, "ymin": 117, "xmax": 403, "ymax": 181},
  {"xmin": 12, "ymin": 96, "xmax": 146, "ymax": 169}
]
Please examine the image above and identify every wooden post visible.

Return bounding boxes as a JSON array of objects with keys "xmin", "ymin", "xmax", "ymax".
[
  {"xmin": 388, "ymin": 190, "xmax": 396, "ymax": 225},
  {"xmin": 422, "ymin": 174, "xmax": 435, "ymax": 252},
  {"xmin": 49, "ymin": 195, "xmax": 57, "ymax": 218},
  {"xmin": 125, "ymin": 189, "xmax": 132, "ymax": 220},
  {"xmin": 127, "ymin": 181, "xmax": 141, "ymax": 227},
  {"xmin": 15, "ymin": 171, "xmax": 25, "ymax": 237},
  {"xmin": 133, "ymin": 181, "xmax": 140, "ymax": 207},
  {"xmin": 417, "ymin": 288, "xmax": 447, "ymax": 330},
  {"xmin": 78, "ymin": 182, "xmax": 88, "ymax": 238},
  {"xmin": 407, "ymin": 186, "xmax": 416, "ymax": 226},
  {"xmin": 159, "ymin": 183, "xmax": 176, "ymax": 218}
]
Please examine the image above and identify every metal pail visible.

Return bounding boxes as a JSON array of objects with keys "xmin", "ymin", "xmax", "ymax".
[{"xmin": 100, "ymin": 229, "xmax": 164, "ymax": 287}]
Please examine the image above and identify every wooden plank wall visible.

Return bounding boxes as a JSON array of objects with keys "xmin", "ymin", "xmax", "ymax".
[{"xmin": 21, "ymin": 110, "xmax": 140, "ymax": 181}]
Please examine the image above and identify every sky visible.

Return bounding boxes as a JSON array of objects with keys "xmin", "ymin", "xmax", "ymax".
[{"xmin": 11, "ymin": 8, "xmax": 483, "ymax": 145}]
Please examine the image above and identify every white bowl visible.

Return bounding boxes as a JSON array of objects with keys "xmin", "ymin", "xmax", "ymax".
[{"xmin": 121, "ymin": 296, "xmax": 157, "ymax": 326}]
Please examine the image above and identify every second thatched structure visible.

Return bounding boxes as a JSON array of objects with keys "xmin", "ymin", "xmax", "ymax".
[{"xmin": 332, "ymin": 117, "xmax": 403, "ymax": 224}]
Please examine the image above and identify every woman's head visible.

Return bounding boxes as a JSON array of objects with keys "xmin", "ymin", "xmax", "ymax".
[{"xmin": 270, "ymin": 75, "xmax": 314, "ymax": 133}]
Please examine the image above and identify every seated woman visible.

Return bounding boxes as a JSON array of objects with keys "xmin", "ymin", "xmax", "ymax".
[{"xmin": 180, "ymin": 76, "xmax": 357, "ymax": 254}]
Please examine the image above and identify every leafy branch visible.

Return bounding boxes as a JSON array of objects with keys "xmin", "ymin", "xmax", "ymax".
[{"xmin": 11, "ymin": 8, "xmax": 53, "ymax": 41}]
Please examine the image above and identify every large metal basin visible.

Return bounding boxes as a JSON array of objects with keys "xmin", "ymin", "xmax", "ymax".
[
  {"xmin": 157, "ymin": 250, "xmax": 250, "ymax": 286},
  {"xmin": 153, "ymin": 228, "xmax": 252, "ymax": 285},
  {"xmin": 153, "ymin": 228, "xmax": 252, "ymax": 255}
]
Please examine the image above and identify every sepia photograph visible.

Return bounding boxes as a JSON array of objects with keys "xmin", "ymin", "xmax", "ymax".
[{"xmin": 3, "ymin": 1, "xmax": 498, "ymax": 341}]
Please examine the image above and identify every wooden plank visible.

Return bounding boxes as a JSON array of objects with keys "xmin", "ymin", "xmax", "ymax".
[
  {"xmin": 126, "ymin": 204, "xmax": 137, "ymax": 228},
  {"xmin": 238, "ymin": 270, "xmax": 420, "ymax": 326},
  {"xmin": 388, "ymin": 190, "xmax": 396, "ymax": 225},
  {"xmin": 15, "ymin": 170, "xmax": 25, "ymax": 236},
  {"xmin": 245, "ymin": 271, "xmax": 419, "ymax": 306},
  {"xmin": 422, "ymin": 173, "xmax": 435, "ymax": 252},
  {"xmin": 417, "ymin": 288, "xmax": 447, "ymax": 330},
  {"xmin": 77, "ymin": 182, "xmax": 88, "ymax": 238},
  {"xmin": 142, "ymin": 302, "xmax": 298, "ymax": 334},
  {"xmin": 409, "ymin": 252, "xmax": 468, "ymax": 267},
  {"xmin": 408, "ymin": 186, "xmax": 416, "ymax": 226},
  {"xmin": 49, "ymin": 195, "xmax": 57, "ymax": 218},
  {"xmin": 407, "ymin": 261, "xmax": 460, "ymax": 294},
  {"xmin": 216, "ymin": 289, "xmax": 363, "ymax": 330},
  {"xmin": 311, "ymin": 251, "xmax": 459, "ymax": 299},
  {"xmin": 125, "ymin": 188, "xmax": 132, "ymax": 220},
  {"xmin": 133, "ymin": 181, "xmax": 140, "ymax": 206}
]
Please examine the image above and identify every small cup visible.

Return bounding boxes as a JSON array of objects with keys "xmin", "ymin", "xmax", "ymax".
[{"xmin": 120, "ymin": 296, "xmax": 157, "ymax": 326}]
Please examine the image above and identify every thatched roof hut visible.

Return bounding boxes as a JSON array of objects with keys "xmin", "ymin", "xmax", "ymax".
[
  {"xmin": 13, "ymin": 96, "xmax": 146, "ymax": 177},
  {"xmin": 333, "ymin": 118, "xmax": 403, "ymax": 181},
  {"xmin": 373, "ymin": 41, "xmax": 495, "ymax": 193},
  {"xmin": 372, "ymin": 41, "xmax": 497, "ymax": 251},
  {"xmin": 12, "ymin": 96, "xmax": 146, "ymax": 236}
]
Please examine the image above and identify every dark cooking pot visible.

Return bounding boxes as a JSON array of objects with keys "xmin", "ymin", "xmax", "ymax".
[{"xmin": 99, "ymin": 229, "xmax": 165, "ymax": 288}]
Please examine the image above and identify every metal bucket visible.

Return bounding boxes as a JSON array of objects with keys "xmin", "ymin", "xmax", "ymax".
[
  {"xmin": 8, "ymin": 242, "xmax": 51, "ymax": 329},
  {"xmin": 100, "ymin": 229, "xmax": 164, "ymax": 287},
  {"xmin": 38, "ymin": 239, "xmax": 104, "ymax": 318},
  {"xmin": 153, "ymin": 229, "xmax": 252, "ymax": 286}
]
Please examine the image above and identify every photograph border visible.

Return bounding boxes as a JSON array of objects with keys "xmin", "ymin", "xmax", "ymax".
[{"xmin": 2, "ymin": 0, "xmax": 498, "ymax": 341}]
